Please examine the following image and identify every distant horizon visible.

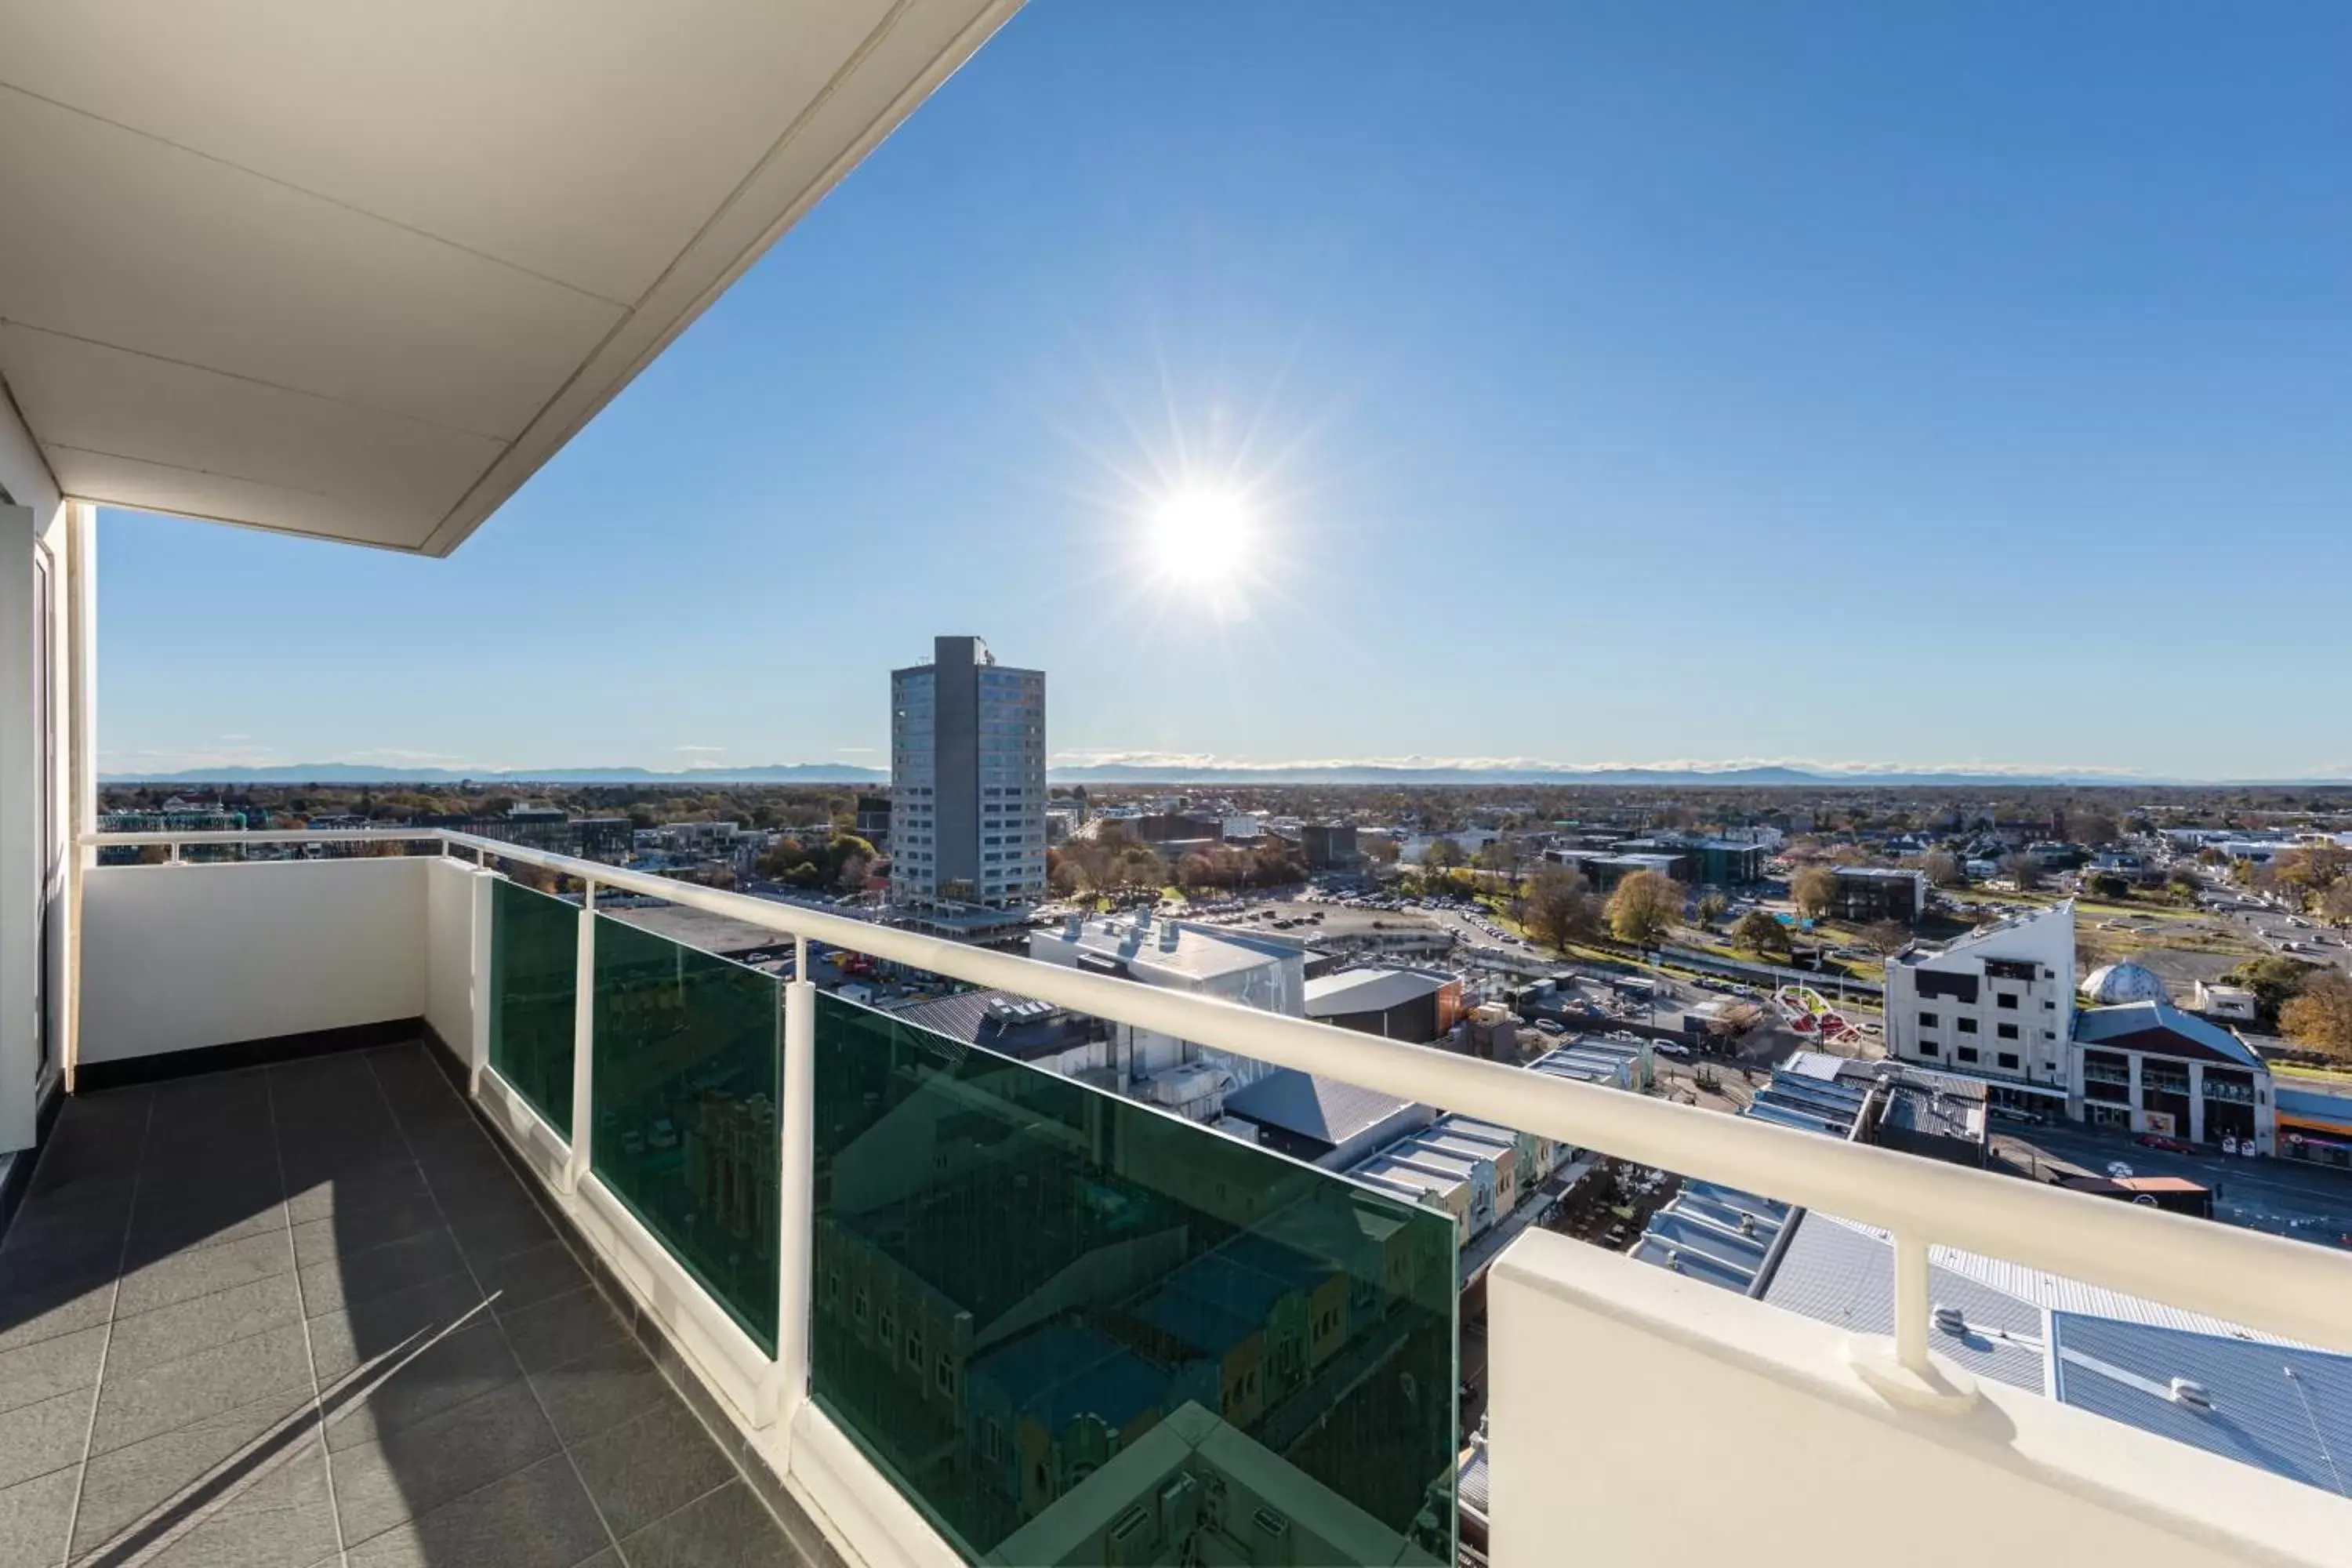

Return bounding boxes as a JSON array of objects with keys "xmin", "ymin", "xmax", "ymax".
[{"xmin": 96, "ymin": 753, "xmax": 2352, "ymax": 789}]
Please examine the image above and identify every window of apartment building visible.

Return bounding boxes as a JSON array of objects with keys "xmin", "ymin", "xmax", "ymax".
[
  {"xmin": 1997, "ymin": 1052, "xmax": 2020, "ymax": 1070},
  {"xmin": 1917, "ymin": 1011, "xmax": 1939, "ymax": 1029},
  {"xmin": 1958, "ymin": 1018, "xmax": 1978, "ymax": 1034},
  {"xmin": 1997, "ymin": 1022, "xmax": 2019, "ymax": 1040},
  {"xmin": 936, "ymin": 1356, "xmax": 955, "ymax": 1396},
  {"xmin": 1997, "ymin": 993, "xmax": 2019, "ymax": 1010},
  {"xmin": 1918, "ymin": 1039, "xmax": 1939, "ymax": 1056},
  {"xmin": 1957, "ymin": 1046, "xmax": 1980, "ymax": 1064},
  {"xmin": 906, "ymin": 1330, "xmax": 923, "ymax": 1371}
]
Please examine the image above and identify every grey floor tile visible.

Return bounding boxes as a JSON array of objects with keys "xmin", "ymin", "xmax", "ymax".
[
  {"xmin": 0, "ymin": 1387, "xmax": 98, "ymax": 1491},
  {"xmin": 495, "ymin": 1286, "xmax": 627, "ymax": 1376},
  {"xmin": 526, "ymin": 1336, "xmax": 671, "ymax": 1448},
  {"xmin": 619, "ymin": 1479, "xmax": 805, "ymax": 1568},
  {"xmin": 72, "ymin": 1384, "xmax": 313, "ymax": 1554},
  {"xmin": 472, "ymin": 1239, "xmax": 588, "ymax": 1316},
  {"xmin": 328, "ymin": 1377, "xmax": 560, "ymax": 1545},
  {"xmin": 0, "ymin": 1269, "xmax": 118, "ymax": 1356},
  {"xmin": 89, "ymin": 1323, "xmax": 310, "ymax": 1457},
  {"xmin": 445, "ymin": 1196, "xmax": 555, "ymax": 1269},
  {"xmin": 105, "ymin": 1273, "xmax": 305, "ymax": 1380},
  {"xmin": 289, "ymin": 1192, "xmax": 445, "ymax": 1270},
  {"xmin": 343, "ymin": 1451, "xmax": 611, "ymax": 1568},
  {"xmin": 88, "ymin": 1432, "xmax": 340, "ymax": 1568},
  {"xmin": 283, "ymin": 1160, "xmax": 430, "ymax": 1225},
  {"xmin": 0, "ymin": 1458, "xmax": 78, "ymax": 1567},
  {"xmin": 306, "ymin": 1272, "xmax": 492, "ymax": 1388},
  {"xmin": 325, "ymin": 1316, "xmax": 522, "ymax": 1454},
  {"xmin": 0, "ymin": 1323, "xmax": 107, "ymax": 1417},
  {"xmin": 296, "ymin": 1227, "xmax": 468, "ymax": 1316},
  {"xmin": 2, "ymin": 1185, "xmax": 136, "ymax": 1260},
  {"xmin": 122, "ymin": 1196, "xmax": 288, "ymax": 1263},
  {"xmin": 114, "ymin": 1229, "xmax": 294, "ymax": 1320},
  {"xmin": 567, "ymin": 1397, "xmax": 735, "ymax": 1541}
]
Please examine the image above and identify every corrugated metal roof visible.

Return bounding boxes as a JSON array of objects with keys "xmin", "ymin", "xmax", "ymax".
[
  {"xmin": 1302, "ymin": 967, "xmax": 1452, "ymax": 1015},
  {"xmin": 1225, "ymin": 1068, "xmax": 1418, "ymax": 1148},
  {"xmin": 1759, "ymin": 1214, "xmax": 2045, "ymax": 1392},
  {"xmin": 2051, "ymin": 1314, "xmax": 2352, "ymax": 1497},
  {"xmin": 2073, "ymin": 1001, "xmax": 2262, "ymax": 1068}
]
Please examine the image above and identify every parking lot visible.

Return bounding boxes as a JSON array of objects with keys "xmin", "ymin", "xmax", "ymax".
[{"xmin": 1991, "ymin": 1118, "xmax": 2352, "ymax": 1249}]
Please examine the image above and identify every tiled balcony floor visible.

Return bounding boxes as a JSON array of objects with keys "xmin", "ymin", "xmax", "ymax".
[{"xmin": 0, "ymin": 1043, "xmax": 817, "ymax": 1568}]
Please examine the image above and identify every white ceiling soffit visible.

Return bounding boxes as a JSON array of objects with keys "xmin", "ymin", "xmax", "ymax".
[{"xmin": 0, "ymin": 1, "xmax": 1019, "ymax": 555}]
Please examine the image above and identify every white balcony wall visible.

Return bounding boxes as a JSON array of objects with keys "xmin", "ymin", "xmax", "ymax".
[
  {"xmin": 1489, "ymin": 1229, "xmax": 2352, "ymax": 1568},
  {"xmin": 423, "ymin": 855, "xmax": 483, "ymax": 1060},
  {"xmin": 79, "ymin": 857, "xmax": 429, "ymax": 1064}
]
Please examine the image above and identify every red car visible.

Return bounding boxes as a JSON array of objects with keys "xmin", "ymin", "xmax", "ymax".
[{"xmin": 2136, "ymin": 1133, "xmax": 2194, "ymax": 1153}]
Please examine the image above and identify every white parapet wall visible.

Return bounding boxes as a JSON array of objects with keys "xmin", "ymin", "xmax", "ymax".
[
  {"xmin": 78, "ymin": 857, "xmax": 430, "ymax": 1065},
  {"xmin": 423, "ymin": 856, "xmax": 485, "ymax": 1060},
  {"xmin": 1487, "ymin": 1228, "xmax": 2352, "ymax": 1568}
]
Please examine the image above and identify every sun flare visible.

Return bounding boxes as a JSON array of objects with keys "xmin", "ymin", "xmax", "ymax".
[{"xmin": 1146, "ymin": 488, "xmax": 1252, "ymax": 588}]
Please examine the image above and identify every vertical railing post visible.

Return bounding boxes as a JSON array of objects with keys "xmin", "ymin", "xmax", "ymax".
[
  {"xmin": 469, "ymin": 866, "xmax": 495, "ymax": 1099},
  {"xmin": 771, "ymin": 975, "xmax": 817, "ymax": 1441},
  {"xmin": 1893, "ymin": 1231, "xmax": 1930, "ymax": 1375},
  {"xmin": 565, "ymin": 879, "xmax": 597, "ymax": 1194}
]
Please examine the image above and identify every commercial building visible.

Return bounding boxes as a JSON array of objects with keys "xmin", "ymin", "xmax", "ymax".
[
  {"xmin": 2276, "ymin": 1082, "xmax": 2352, "ymax": 1170},
  {"xmin": 1027, "ymin": 913, "xmax": 1305, "ymax": 1121},
  {"xmin": 1828, "ymin": 866, "xmax": 1930, "ymax": 923},
  {"xmin": 852, "ymin": 793, "xmax": 891, "ymax": 848},
  {"xmin": 1222, "ymin": 1069, "xmax": 1432, "ymax": 1169},
  {"xmin": 1883, "ymin": 902, "xmax": 2074, "ymax": 1109},
  {"xmin": 2074, "ymin": 1000, "xmax": 2274, "ymax": 1152},
  {"xmin": 1300, "ymin": 822, "xmax": 1360, "ymax": 870},
  {"xmin": 888, "ymin": 634, "xmax": 1046, "ymax": 913},
  {"xmin": 1301, "ymin": 967, "xmax": 1462, "ymax": 1044},
  {"xmin": 450, "ymin": 808, "xmax": 633, "ymax": 862}
]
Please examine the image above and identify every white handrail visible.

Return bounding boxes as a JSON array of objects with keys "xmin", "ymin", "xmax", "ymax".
[{"xmin": 82, "ymin": 827, "xmax": 2352, "ymax": 1355}]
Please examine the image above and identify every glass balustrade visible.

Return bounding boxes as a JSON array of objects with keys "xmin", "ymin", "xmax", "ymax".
[
  {"xmin": 589, "ymin": 915, "xmax": 782, "ymax": 1352},
  {"xmin": 808, "ymin": 992, "xmax": 1457, "ymax": 1566},
  {"xmin": 488, "ymin": 877, "xmax": 578, "ymax": 1135}
]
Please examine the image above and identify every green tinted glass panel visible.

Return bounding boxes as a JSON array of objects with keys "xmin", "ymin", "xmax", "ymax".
[
  {"xmin": 810, "ymin": 993, "xmax": 1457, "ymax": 1566},
  {"xmin": 591, "ymin": 916, "xmax": 781, "ymax": 1353},
  {"xmin": 488, "ymin": 878, "xmax": 577, "ymax": 1136}
]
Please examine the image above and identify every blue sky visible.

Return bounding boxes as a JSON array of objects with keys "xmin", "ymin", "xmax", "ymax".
[{"xmin": 101, "ymin": 1, "xmax": 2352, "ymax": 781}]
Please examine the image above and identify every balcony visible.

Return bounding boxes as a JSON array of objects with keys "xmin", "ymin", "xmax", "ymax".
[{"xmin": 11, "ymin": 830, "xmax": 2351, "ymax": 1567}]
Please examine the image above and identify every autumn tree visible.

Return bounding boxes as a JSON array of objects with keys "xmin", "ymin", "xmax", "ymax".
[
  {"xmin": 1790, "ymin": 866, "xmax": 1838, "ymax": 920},
  {"xmin": 1999, "ymin": 851, "xmax": 2045, "ymax": 891},
  {"xmin": 2281, "ymin": 971, "xmax": 2352, "ymax": 1063},
  {"xmin": 1733, "ymin": 909, "xmax": 1791, "ymax": 960},
  {"xmin": 1606, "ymin": 870, "xmax": 1684, "ymax": 948},
  {"xmin": 1521, "ymin": 869, "xmax": 1599, "ymax": 952},
  {"xmin": 1857, "ymin": 919, "xmax": 1913, "ymax": 956},
  {"xmin": 1696, "ymin": 892, "xmax": 1728, "ymax": 926},
  {"xmin": 1920, "ymin": 850, "xmax": 1965, "ymax": 887},
  {"xmin": 1423, "ymin": 837, "xmax": 1466, "ymax": 870}
]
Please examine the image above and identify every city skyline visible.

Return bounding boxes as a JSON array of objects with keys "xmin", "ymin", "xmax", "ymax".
[{"xmin": 94, "ymin": 1, "xmax": 2352, "ymax": 779}]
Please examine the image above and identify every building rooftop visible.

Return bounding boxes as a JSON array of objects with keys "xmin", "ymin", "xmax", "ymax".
[
  {"xmin": 2074, "ymin": 1001, "xmax": 2264, "ymax": 1069},
  {"xmin": 1301, "ymin": 967, "xmax": 1453, "ymax": 1017},
  {"xmin": 882, "ymin": 988, "xmax": 1103, "ymax": 1063},
  {"xmin": 1036, "ymin": 916, "xmax": 1294, "ymax": 985},
  {"xmin": 1224, "ymin": 1069, "xmax": 1421, "ymax": 1152}
]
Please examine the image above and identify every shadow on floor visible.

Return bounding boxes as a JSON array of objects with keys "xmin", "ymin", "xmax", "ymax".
[{"xmin": 0, "ymin": 1041, "xmax": 815, "ymax": 1567}]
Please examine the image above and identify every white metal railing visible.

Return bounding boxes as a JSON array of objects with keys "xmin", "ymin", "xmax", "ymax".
[{"xmin": 82, "ymin": 828, "xmax": 2352, "ymax": 1380}]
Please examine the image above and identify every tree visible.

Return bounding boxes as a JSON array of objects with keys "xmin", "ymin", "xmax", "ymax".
[
  {"xmin": 1606, "ymin": 870, "xmax": 1684, "ymax": 947},
  {"xmin": 836, "ymin": 853, "xmax": 872, "ymax": 894},
  {"xmin": 1732, "ymin": 909, "xmax": 1791, "ymax": 960},
  {"xmin": 1790, "ymin": 866, "xmax": 1838, "ymax": 920},
  {"xmin": 1857, "ymin": 919, "xmax": 1912, "ymax": 957},
  {"xmin": 2088, "ymin": 872, "xmax": 2132, "ymax": 901},
  {"xmin": 1999, "ymin": 851, "xmax": 2045, "ymax": 891},
  {"xmin": 1423, "ymin": 837, "xmax": 1466, "ymax": 871},
  {"xmin": 1362, "ymin": 836, "xmax": 1400, "ymax": 866},
  {"xmin": 1473, "ymin": 838, "xmax": 1525, "ymax": 886},
  {"xmin": 2281, "ymin": 971, "xmax": 2352, "ymax": 1063},
  {"xmin": 1920, "ymin": 850, "xmax": 1965, "ymax": 887},
  {"xmin": 1696, "ymin": 892, "xmax": 1728, "ymax": 926},
  {"xmin": 1177, "ymin": 852, "xmax": 1217, "ymax": 891},
  {"xmin": 2323, "ymin": 880, "xmax": 2352, "ymax": 927},
  {"xmin": 2223, "ymin": 955, "xmax": 2325, "ymax": 1025},
  {"xmin": 2074, "ymin": 811, "xmax": 2121, "ymax": 848},
  {"xmin": 1521, "ymin": 869, "xmax": 1599, "ymax": 952}
]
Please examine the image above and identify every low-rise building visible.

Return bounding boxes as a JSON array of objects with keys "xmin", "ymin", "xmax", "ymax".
[
  {"xmin": 1302, "ymin": 967, "xmax": 1461, "ymax": 1044},
  {"xmin": 1828, "ymin": 866, "xmax": 1929, "ymax": 923},
  {"xmin": 2073, "ymin": 1000, "xmax": 2273, "ymax": 1152},
  {"xmin": 1884, "ymin": 902, "xmax": 2074, "ymax": 1110},
  {"xmin": 2191, "ymin": 979, "xmax": 2260, "ymax": 1023}
]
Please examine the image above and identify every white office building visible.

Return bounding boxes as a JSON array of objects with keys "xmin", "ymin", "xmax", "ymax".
[
  {"xmin": 888, "ymin": 634, "xmax": 1046, "ymax": 913},
  {"xmin": 1883, "ymin": 902, "xmax": 2076, "ymax": 1111}
]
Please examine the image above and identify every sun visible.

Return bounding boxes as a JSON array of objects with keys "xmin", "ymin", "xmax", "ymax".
[{"xmin": 1146, "ymin": 488, "xmax": 1252, "ymax": 588}]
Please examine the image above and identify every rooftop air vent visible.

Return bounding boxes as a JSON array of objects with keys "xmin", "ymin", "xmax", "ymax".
[
  {"xmin": 2169, "ymin": 1378, "xmax": 2215, "ymax": 1413},
  {"xmin": 1932, "ymin": 1305, "xmax": 1967, "ymax": 1336}
]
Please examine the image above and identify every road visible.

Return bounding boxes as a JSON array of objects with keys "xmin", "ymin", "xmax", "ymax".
[
  {"xmin": 2183, "ymin": 871, "xmax": 2352, "ymax": 976},
  {"xmin": 1991, "ymin": 1119, "xmax": 2352, "ymax": 1249}
]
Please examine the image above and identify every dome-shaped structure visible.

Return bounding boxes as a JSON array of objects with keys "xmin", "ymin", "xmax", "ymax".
[{"xmin": 2081, "ymin": 961, "xmax": 2169, "ymax": 1005}]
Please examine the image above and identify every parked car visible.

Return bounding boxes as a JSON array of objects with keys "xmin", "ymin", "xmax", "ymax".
[{"xmin": 2136, "ymin": 1133, "xmax": 2193, "ymax": 1153}]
